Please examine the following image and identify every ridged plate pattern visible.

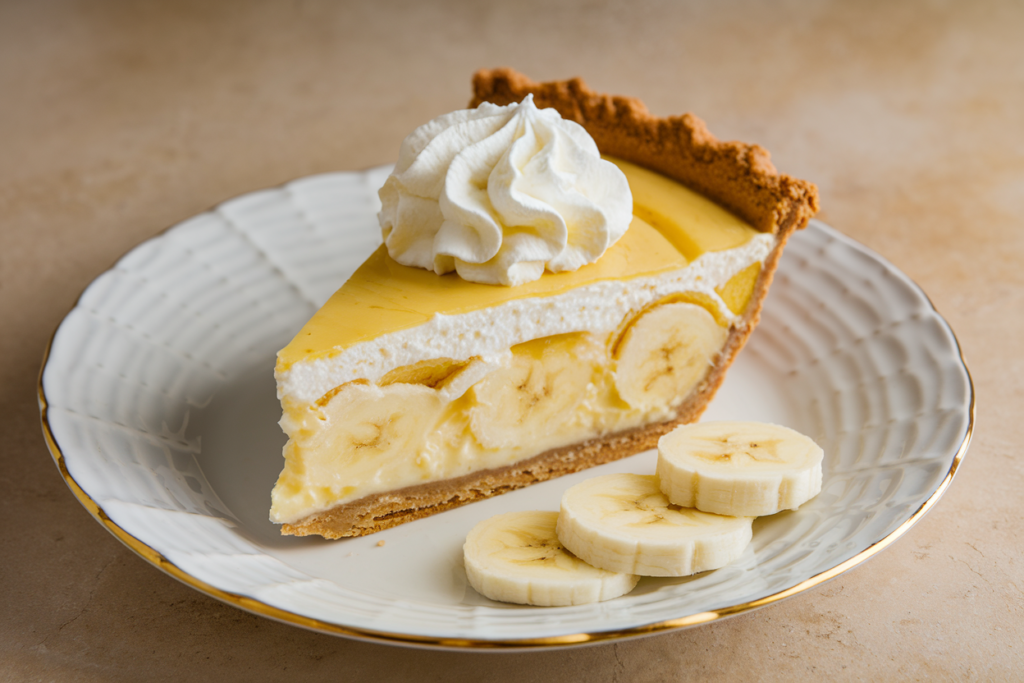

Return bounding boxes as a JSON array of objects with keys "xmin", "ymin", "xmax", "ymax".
[{"xmin": 40, "ymin": 166, "xmax": 972, "ymax": 648}]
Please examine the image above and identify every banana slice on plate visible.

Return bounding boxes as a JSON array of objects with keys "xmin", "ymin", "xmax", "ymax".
[
  {"xmin": 657, "ymin": 421, "xmax": 824, "ymax": 517},
  {"xmin": 556, "ymin": 473, "xmax": 753, "ymax": 577},
  {"xmin": 463, "ymin": 510, "xmax": 639, "ymax": 606}
]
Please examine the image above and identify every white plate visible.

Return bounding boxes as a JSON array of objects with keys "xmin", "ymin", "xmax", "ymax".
[{"xmin": 39, "ymin": 166, "xmax": 973, "ymax": 649}]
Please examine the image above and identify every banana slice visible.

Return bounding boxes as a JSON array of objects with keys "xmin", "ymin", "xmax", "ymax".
[
  {"xmin": 463, "ymin": 510, "xmax": 639, "ymax": 606},
  {"xmin": 657, "ymin": 421, "xmax": 824, "ymax": 517},
  {"xmin": 556, "ymin": 473, "xmax": 753, "ymax": 577},
  {"xmin": 613, "ymin": 302, "xmax": 727, "ymax": 411},
  {"xmin": 469, "ymin": 333, "xmax": 601, "ymax": 450},
  {"xmin": 292, "ymin": 381, "xmax": 445, "ymax": 488}
]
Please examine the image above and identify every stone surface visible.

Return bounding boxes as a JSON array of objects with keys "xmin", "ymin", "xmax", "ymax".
[{"xmin": 1, "ymin": 0, "xmax": 1021, "ymax": 680}]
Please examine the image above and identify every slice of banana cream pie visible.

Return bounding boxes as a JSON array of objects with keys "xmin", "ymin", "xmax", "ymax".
[{"xmin": 271, "ymin": 68, "xmax": 819, "ymax": 539}]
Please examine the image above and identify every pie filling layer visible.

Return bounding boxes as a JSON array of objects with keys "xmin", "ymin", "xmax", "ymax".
[{"xmin": 271, "ymin": 158, "xmax": 770, "ymax": 525}]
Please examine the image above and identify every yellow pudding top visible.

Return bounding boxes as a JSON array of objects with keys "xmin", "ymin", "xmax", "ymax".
[{"xmin": 277, "ymin": 157, "xmax": 759, "ymax": 371}]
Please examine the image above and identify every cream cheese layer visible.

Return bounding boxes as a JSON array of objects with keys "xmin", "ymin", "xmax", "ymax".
[{"xmin": 278, "ymin": 233, "xmax": 771, "ymax": 405}]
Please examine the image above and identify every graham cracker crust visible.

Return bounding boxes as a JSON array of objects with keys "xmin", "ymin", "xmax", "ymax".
[{"xmin": 281, "ymin": 70, "xmax": 817, "ymax": 539}]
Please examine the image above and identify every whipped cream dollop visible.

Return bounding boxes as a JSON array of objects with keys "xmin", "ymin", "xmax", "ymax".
[{"xmin": 377, "ymin": 95, "xmax": 633, "ymax": 286}]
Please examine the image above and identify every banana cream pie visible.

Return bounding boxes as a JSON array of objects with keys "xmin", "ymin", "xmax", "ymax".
[{"xmin": 271, "ymin": 69, "xmax": 819, "ymax": 539}]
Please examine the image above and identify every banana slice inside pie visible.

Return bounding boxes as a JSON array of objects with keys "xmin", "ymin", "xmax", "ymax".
[{"xmin": 270, "ymin": 69, "xmax": 818, "ymax": 538}]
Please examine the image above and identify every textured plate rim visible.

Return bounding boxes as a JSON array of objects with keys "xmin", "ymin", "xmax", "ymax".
[{"xmin": 36, "ymin": 176, "xmax": 975, "ymax": 650}]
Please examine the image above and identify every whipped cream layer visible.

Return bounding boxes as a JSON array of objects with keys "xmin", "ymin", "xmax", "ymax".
[
  {"xmin": 277, "ymin": 233, "xmax": 773, "ymax": 405},
  {"xmin": 378, "ymin": 95, "xmax": 632, "ymax": 286}
]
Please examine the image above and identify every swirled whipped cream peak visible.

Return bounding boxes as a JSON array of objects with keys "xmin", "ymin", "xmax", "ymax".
[{"xmin": 378, "ymin": 94, "xmax": 633, "ymax": 286}]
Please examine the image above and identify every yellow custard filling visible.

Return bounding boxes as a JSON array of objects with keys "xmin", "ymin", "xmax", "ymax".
[
  {"xmin": 271, "ymin": 158, "xmax": 768, "ymax": 525},
  {"xmin": 276, "ymin": 157, "xmax": 759, "ymax": 372}
]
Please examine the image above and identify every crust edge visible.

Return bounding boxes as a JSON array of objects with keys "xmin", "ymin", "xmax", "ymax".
[{"xmin": 470, "ymin": 67, "xmax": 819, "ymax": 235}]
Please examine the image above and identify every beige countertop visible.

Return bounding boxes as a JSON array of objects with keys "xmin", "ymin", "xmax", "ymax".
[{"xmin": 2, "ymin": 1, "xmax": 1021, "ymax": 680}]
